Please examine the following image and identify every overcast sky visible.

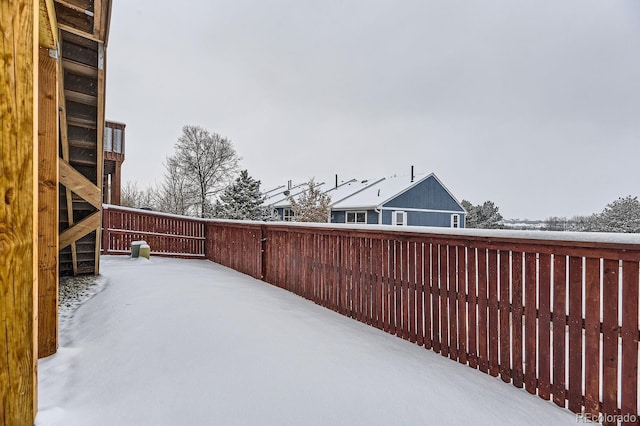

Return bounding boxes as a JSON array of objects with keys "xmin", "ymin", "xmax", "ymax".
[{"xmin": 105, "ymin": 0, "xmax": 640, "ymax": 219}]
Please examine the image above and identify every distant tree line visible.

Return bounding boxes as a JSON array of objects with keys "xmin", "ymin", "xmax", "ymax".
[{"xmin": 543, "ymin": 196, "xmax": 640, "ymax": 233}]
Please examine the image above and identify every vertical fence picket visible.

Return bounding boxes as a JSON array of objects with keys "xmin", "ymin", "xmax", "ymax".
[
  {"xmin": 538, "ymin": 253, "xmax": 552, "ymax": 401},
  {"xmin": 408, "ymin": 241, "xmax": 416, "ymax": 343},
  {"xmin": 440, "ymin": 244, "xmax": 449, "ymax": 357},
  {"xmin": 488, "ymin": 249, "xmax": 499, "ymax": 377},
  {"xmin": 457, "ymin": 246, "xmax": 467, "ymax": 365},
  {"xmin": 567, "ymin": 256, "xmax": 583, "ymax": 414},
  {"xmin": 432, "ymin": 243, "xmax": 441, "ymax": 353},
  {"xmin": 383, "ymin": 238, "xmax": 391, "ymax": 333},
  {"xmin": 365, "ymin": 238, "xmax": 372, "ymax": 325},
  {"xmin": 621, "ymin": 260, "xmax": 639, "ymax": 423},
  {"xmin": 511, "ymin": 251, "xmax": 523, "ymax": 388},
  {"xmin": 467, "ymin": 247, "xmax": 477, "ymax": 368},
  {"xmin": 423, "ymin": 243, "xmax": 432, "ymax": 350},
  {"xmin": 416, "ymin": 242, "xmax": 425, "ymax": 347},
  {"xmin": 477, "ymin": 247, "xmax": 488, "ymax": 373},
  {"xmin": 449, "ymin": 244, "xmax": 458, "ymax": 361},
  {"xmin": 394, "ymin": 240, "xmax": 403, "ymax": 338},
  {"xmin": 552, "ymin": 254, "xmax": 567, "ymax": 407},
  {"xmin": 499, "ymin": 250, "xmax": 511, "ymax": 382},
  {"xmin": 602, "ymin": 259, "xmax": 619, "ymax": 423},
  {"xmin": 372, "ymin": 238, "xmax": 381, "ymax": 329},
  {"xmin": 402, "ymin": 241, "xmax": 409, "ymax": 340}
]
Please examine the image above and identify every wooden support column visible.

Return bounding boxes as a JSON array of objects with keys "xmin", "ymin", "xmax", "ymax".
[
  {"xmin": 113, "ymin": 161, "xmax": 122, "ymax": 205},
  {"xmin": 37, "ymin": 46, "xmax": 59, "ymax": 359},
  {"xmin": 0, "ymin": 0, "xmax": 39, "ymax": 424},
  {"xmin": 94, "ymin": 41, "xmax": 105, "ymax": 274}
]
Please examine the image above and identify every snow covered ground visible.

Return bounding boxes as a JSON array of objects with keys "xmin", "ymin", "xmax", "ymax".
[{"xmin": 37, "ymin": 256, "xmax": 578, "ymax": 425}]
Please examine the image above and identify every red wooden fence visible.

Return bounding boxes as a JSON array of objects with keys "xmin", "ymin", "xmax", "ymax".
[
  {"xmin": 103, "ymin": 207, "xmax": 640, "ymax": 424},
  {"xmin": 102, "ymin": 205, "xmax": 206, "ymax": 258}
]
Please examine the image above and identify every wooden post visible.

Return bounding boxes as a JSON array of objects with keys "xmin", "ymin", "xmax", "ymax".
[
  {"xmin": 113, "ymin": 160, "xmax": 122, "ymax": 205},
  {"xmin": 0, "ymin": 0, "xmax": 39, "ymax": 424},
  {"xmin": 38, "ymin": 46, "xmax": 59, "ymax": 359},
  {"xmin": 94, "ymin": 41, "xmax": 106, "ymax": 274}
]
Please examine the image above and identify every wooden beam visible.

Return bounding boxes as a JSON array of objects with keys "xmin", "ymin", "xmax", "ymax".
[
  {"xmin": 57, "ymin": 22, "xmax": 101, "ymax": 43},
  {"xmin": 39, "ymin": 0, "xmax": 58, "ymax": 48},
  {"xmin": 92, "ymin": 0, "xmax": 100, "ymax": 38},
  {"xmin": 59, "ymin": 159, "xmax": 101, "ymax": 208},
  {"xmin": 63, "ymin": 88, "xmax": 97, "ymax": 106},
  {"xmin": 59, "ymin": 210, "xmax": 101, "ymax": 249},
  {"xmin": 94, "ymin": 42, "xmax": 105, "ymax": 273},
  {"xmin": 62, "ymin": 58, "xmax": 97, "ymax": 77},
  {"xmin": 55, "ymin": 0, "xmax": 93, "ymax": 17},
  {"xmin": 38, "ymin": 46, "xmax": 59, "ymax": 359},
  {"xmin": 0, "ymin": 0, "xmax": 38, "ymax": 424}
]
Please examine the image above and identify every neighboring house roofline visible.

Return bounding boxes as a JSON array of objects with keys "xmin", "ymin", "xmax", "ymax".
[
  {"xmin": 270, "ymin": 181, "xmax": 327, "ymax": 208},
  {"xmin": 262, "ymin": 184, "xmax": 286, "ymax": 196},
  {"xmin": 329, "ymin": 177, "xmax": 386, "ymax": 206},
  {"xmin": 324, "ymin": 178, "xmax": 359, "ymax": 197},
  {"xmin": 265, "ymin": 181, "xmax": 312, "ymax": 206}
]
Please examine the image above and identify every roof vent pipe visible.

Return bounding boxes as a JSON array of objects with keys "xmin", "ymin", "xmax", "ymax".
[
  {"xmin": 335, "ymin": 174, "xmax": 338, "ymax": 188},
  {"xmin": 411, "ymin": 165, "xmax": 415, "ymax": 183},
  {"xmin": 288, "ymin": 180, "xmax": 292, "ymax": 190}
]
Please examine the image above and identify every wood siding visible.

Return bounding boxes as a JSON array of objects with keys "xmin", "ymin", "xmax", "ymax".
[{"xmin": 383, "ymin": 175, "xmax": 465, "ymax": 212}]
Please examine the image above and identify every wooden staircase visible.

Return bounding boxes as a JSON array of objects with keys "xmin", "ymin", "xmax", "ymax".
[{"xmin": 56, "ymin": 0, "xmax": 111, "ymax": 276}]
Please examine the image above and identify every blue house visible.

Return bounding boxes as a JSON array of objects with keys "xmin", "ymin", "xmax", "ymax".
[{"xmin": 266, "ymin": 173, "xmax": 466, "ymax": 228}]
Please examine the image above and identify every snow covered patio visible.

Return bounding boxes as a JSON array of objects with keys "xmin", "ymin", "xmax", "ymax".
[{"xmin": 37, "ymin": 256, "xmax": 575, "ymax": 425}]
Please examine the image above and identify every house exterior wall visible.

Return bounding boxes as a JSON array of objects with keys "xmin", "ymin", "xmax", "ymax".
[
  {"xmin": 383, "ymin": 175, "xmax": 464, "ymax": 212},
  {"xmin": 380, "ymin": 210, "xmax": 465, "ymax": 227}
]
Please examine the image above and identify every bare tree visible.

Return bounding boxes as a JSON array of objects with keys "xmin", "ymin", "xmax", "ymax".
[
  {"xmin": 168, "ymin": 125, "xmax": 240, "ymax": 217},
  {"xmin": 120, "ymin": 181, "xmax": 156, "ymax": 209},
  {"xmin": 155, "ymin": 157, "xmax": 197, "ymax": 215}
]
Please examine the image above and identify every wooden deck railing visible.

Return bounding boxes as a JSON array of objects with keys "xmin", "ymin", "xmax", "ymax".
[
  {"xmin": 102, "ymin": 205, "xmax": 206, "ymax": 258},
  {"xmin": 103, "ymin": 206, "xmax": 640, "ymax": 424}
]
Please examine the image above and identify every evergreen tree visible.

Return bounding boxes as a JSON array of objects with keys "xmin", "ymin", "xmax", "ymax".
[
  {"xmin": 462, "ymin": 199, "xmax": 504, "ymax": 229},
  {"xmin": 213, "ymin": 170, "xmax": 266, "ymax": 220},
  {"xmin": 461, "ymin": 200, "xmax": 477, "ymax": 227},
  {"xmin": 596, "ymin": 195, "xmax": 640, "ymax": 233},
  {"xmin": 288, "ymin": 178, "xmax": 331, "ymax": 222}
]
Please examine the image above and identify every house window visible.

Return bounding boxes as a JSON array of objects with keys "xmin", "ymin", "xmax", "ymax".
[
  {"xmin": 114, "ymin": 129, "xmax": 123, "ymax": 153},
  {"xmin": 451, "ymin": 214, "xmax": 460, "ymax": 228},
  {"xmin": 104, "ymin": 126, "xmax": 113, "ymax": 152},
  {"xmin": 392, "ymin": 210, "xmax": 406, "ymax": 226},
  {"xmin": 283, "ymin": 208, "xmax": 295, "ymax": 221},
  {"xmin": 346, "ymin": 211, "xmax": 366, "ymax": 224}
]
